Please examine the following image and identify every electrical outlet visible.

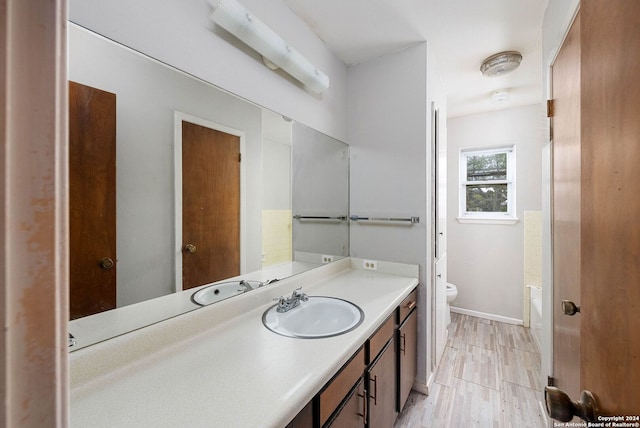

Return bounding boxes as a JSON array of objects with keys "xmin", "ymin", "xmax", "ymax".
[
  {"xmin": 322, "ymin": 255, "xmax": 334, "ymax": 264},
  {"xmin": 363, "ymin": 259, "xmax": 377, "ymax": 270}
]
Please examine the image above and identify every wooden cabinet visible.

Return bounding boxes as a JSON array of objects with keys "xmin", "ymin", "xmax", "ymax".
[
  {"xmin": 325, "ymin": 378, "xmax": 366, "ymax": 428},
  {"xmin": 398, "ymin": 309, "xmax": 417, "ymax": 411},
  {"xmin": 319, "ymin": 348, "xmax": 366, "ymax": 427},
  {"xmin": 366, "ymin": 314, "xmax": 396, "ymax": 428},
  {"xmin": 368, "ymin": 315, "xmax": 394, "ymax": 362},
  {"xmin": 286, "ymin": 286, "xmax": 418, "ymax": 428},
  {"xmin": 398, "ymin": 290, "xmax": 417, "ymax": 323},
  {"xmin": 286, "ymin": 401, "xmax": 313, "ymax": 428},
  {"xmin": 367, "ymin": 338, "xmax": 397, "ymax": 428}
]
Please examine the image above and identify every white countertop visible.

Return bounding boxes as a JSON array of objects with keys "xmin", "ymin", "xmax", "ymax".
[
  {"xmin": 69, "ymin": 260, "xmax": 324, "ymax": 350},
  {"xmin": 70, "ymin": 258, "xmax": 419, "ymax": 428}
]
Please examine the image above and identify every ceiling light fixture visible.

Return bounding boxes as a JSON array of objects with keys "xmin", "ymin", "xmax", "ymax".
[
  {"xmin": 480, "ymin": 51, "xmax": 522, "ymax": 77},
  {"xmin": 209, "ymin": 0, "xmax": 330, "ymax": 93},
  {"xmin": 491, "ymin": 89, "xmax": 510, "ymax": 104}
]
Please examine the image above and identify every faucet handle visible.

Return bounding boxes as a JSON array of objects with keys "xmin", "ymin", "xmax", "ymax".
[{"xmin": 292, "ymin": 287, "xmax": 308, "ymax": 301}]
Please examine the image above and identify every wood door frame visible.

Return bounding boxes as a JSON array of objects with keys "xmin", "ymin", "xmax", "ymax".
[
  {"xmin": 173, "ymin": 111, "xmax": 246, "ymax": 292},
  {"xmin": 1, "ymin": 0, "xmax": 69, "ymax": 424}
]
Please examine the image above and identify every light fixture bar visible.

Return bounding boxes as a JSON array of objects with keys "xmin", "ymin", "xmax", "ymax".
[{"xmin": 210, "ymin": 0, "xmax": 330, "ymax": 93}]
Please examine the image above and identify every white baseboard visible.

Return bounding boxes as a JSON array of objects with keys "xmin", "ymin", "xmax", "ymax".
[
  {"xmin": 450, "ymin": 306, "xmax": 523, "ymax": 326},
  {"xmin": 412, "ymin": 379, "xmax": 430, "ymax": 396}
]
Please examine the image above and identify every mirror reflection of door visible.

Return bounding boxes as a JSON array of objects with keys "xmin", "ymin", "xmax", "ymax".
[
  {"xmin": 69, "ymin": 81, "xmax": 117, "ymax": 320},
  {"xmin": 181, "ymin": 121, "xmax": 241, "ymax": 290}
]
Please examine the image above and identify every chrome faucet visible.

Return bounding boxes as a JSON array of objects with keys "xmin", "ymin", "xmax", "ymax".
[
  {"xmin": 274, "ymin": 287, "xmax": 309, "ymax": 313},
  {"xmin": 238, "ymin": 280, "xmax": 253, "ymax": 292},
  {"xmin": 259, "ymin": 278, "xmax": 279, "ymax": 287}
]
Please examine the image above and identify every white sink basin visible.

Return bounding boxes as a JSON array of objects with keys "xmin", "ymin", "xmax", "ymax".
[
  {"xmin": 192, "ymin": 280, "xmax": 261, "ymax": 306},
  {"xmin": 262, "ymin": 296, "xmax": 364, "ymax": 338}
]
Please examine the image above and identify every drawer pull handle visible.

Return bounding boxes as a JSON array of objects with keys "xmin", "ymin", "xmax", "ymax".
[
  {"xmin": 357, "ymin": 390, "xmax": 367, "ymax": 421},
  {"xmin": 369, "ymin": 375, "xmax": 378, "ymax": 405},
  {"xmin": 406, "ymin": 300, "xmax": 416, "ymax": 310},
  {"xmin": 400, "ymin": 332, "xmax": 406, "ymax": 355}
]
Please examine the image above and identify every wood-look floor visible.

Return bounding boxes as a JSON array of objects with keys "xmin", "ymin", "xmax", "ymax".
[{"xmin": 395, "ymin": 313, "xmax": 547, "ymax": 427}]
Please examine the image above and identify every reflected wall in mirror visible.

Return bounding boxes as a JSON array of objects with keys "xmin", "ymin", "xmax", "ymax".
[
  {"xmin": 68, "ymin": 23, "xmax": 349, "ymax": 350},
  {"xmin": 292, "ymin": 124, "xmax": 350, "ymax": 259}
]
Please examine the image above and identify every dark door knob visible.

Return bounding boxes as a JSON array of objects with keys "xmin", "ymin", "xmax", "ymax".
[
  {"xmin": 562, "ymin": 300, "xmax": 581, "ymax": 316},
  {"xmin": 545, "ymin": 386, "xmax": 599, "ymax": 422},
  {"xmin": 98, "ymin": 257, "xmax": 114, "ymax": 269},
  {"xmin": 184, "ymin": 244, "xmax": 197, "ymax": 253}
]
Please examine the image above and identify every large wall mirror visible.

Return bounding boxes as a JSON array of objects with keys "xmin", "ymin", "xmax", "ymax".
[{"xmin": 68, "ymin": 23, "xmax": 349, "ymax": 350}]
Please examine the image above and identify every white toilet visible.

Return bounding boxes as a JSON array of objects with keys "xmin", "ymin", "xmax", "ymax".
[{"xmin": 445, "ymin": 282, "xmax": 458, "ymax": 325}]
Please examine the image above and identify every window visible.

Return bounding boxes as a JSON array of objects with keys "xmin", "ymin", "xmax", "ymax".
[{"xmin": 458, "ymin": 146, "xmax": 517, "ymax": 224}]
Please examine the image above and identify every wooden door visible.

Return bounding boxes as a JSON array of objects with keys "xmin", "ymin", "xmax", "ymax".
[
  {"xmin": 398, "ymin": 310, "xmax": 417, "ymax": 412},
  {"xmin": 551, "ymin": 1, "xmax": 640, "ymax": 417},
  {"xmin": 367, "ymin": 338, "xmax": 396, "ymax": 428},
  {"xmin": 551, "ymin": 11, "xmax": 582, "ymax": 401},
  {"xmin": 579, "ymin": 0, "xmax": 640, "ymax": 415},
  {"xmin": 182, "ymin": 121, "xmax": 240, "ymax": 290},
  {"xmin": 68, "ymin": 81, "xmax": 117, "ymax": 319}
]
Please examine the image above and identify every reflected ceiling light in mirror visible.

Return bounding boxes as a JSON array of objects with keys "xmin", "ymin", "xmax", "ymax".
[
  {"xmin": 209, "ymin": 0, "xmax": 330, "ymax": 93},
  {"xmin": 480, "ymin": 51, "xmax": 522, "ymax": 77}
]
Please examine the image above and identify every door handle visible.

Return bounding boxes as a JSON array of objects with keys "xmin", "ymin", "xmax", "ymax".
[
  {"xmin": 98, "ymin": 257, "xmax": 114, "ymax": 269},
  {"xmin": 357, "ymin": 389, "xmax": 367, "ymax": 421},
  {"xmin": 184, "ymin": 244, "xmax": 197, "ymax": 253},
  {"xmin": 369, "ymin": 375, "xmax": 378, "ymax": 405},
  {"xmin": 561, "ymin": 300, "xmax": 580, "ymax": 316},
  {"xmin": 544, "ymin": 386, "xmax": 599, "ymax": 422}
]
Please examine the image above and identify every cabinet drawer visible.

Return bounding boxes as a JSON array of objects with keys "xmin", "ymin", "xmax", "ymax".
[
  {"xmin": 319, "ymin": 347, "xmax": 365, "ymax": 426},
  {"xmin": 399, "ymin": 289, "xmax": 417, "ymax": 323},
  {"xmin": 368, "ymin": 315, "xmax": 394, "ymax": 363}
]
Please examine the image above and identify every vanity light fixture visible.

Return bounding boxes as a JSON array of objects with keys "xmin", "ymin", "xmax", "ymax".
[
  {"xmin": 480, "ymin": 51, "xmax": 522, "ymax": 77},
  {"xmin": 209, "ymin": 0, "xmax": 330, "ymax": 93}
]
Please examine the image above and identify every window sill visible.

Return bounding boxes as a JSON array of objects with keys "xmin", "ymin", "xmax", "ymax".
[{"xmin": 456, "ymin": 216, "xmax": 519, "ymax": 225}]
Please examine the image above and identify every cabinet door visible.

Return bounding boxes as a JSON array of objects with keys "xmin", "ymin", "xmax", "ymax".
[
  {"xmin": 367, "ymin": 338, "xmax": 397, "ymax": 428},
  {"xmin": 325, "ymin": 378, "xmax": 366, "ymax": 428},
  {"xmin": 286, "ymin": 401, "xmax": 313, "ymax": 428},
  {"xmin": 398, "ymin": 309, "xmax": 417, "ymax": 411}
]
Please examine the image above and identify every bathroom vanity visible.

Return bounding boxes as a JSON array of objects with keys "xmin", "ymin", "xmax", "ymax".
[{"xmin": 70, "ymin": 258, "xmax": 419, "ymax": 427}]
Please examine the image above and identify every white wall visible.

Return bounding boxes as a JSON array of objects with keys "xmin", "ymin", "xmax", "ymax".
[
  {"xmin": 69, "ymin": 0, "xmax": 348, "ymax": 142},
  {"xmin": 447, "ymin": 104, "xmax": 544, "ymax": 321},
  {"xmin": 348, "ymin": 43, "xmax": 447, "ymax": 389},
  {"xmin": 292, "ymin": 123, "xmax": 349, "ymax": 258}
]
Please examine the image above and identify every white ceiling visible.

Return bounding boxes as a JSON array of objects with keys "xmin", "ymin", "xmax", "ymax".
[{"xmin": 281, "ymin": 0, "xmax": 549, "ymax": 117}]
